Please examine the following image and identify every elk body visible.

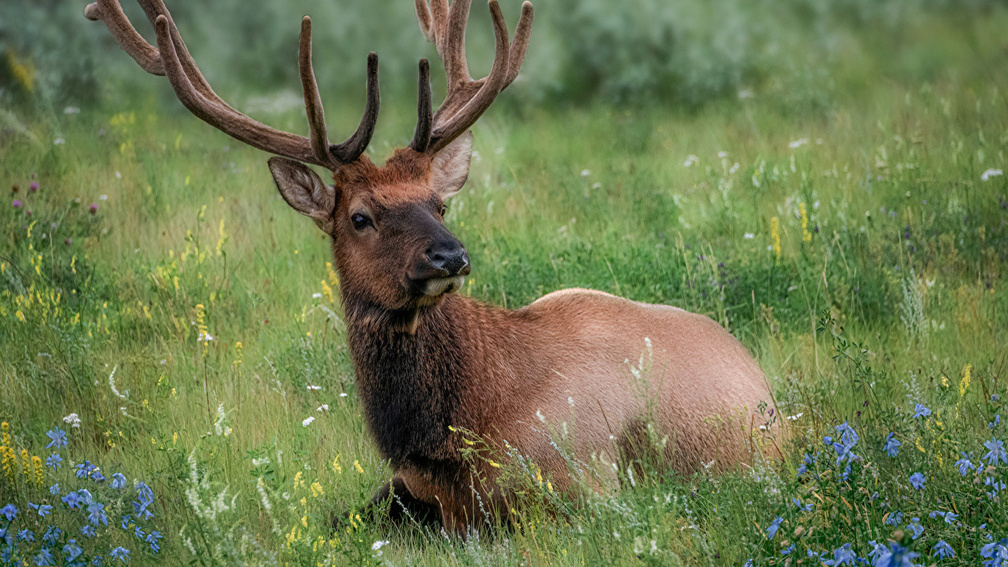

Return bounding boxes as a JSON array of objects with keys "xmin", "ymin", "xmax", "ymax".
[{"xmin": 87, "ymin": 0, "xmax": 780, "ymax": 535}]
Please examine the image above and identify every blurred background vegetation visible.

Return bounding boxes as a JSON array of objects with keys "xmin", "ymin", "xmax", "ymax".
[{"xmin": 1, "ymin": 0, "xmax": 1003, "ymax": 115}]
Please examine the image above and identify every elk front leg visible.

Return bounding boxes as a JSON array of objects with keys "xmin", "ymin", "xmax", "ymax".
[{"xmin": 367, "ymin": 475, "xmax": 441, "ymax": 527}]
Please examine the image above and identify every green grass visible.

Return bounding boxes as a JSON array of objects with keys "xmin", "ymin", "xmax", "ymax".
[{"xmin": 2, "ymin": 8, "xmax": 1008, "ymax": 567}]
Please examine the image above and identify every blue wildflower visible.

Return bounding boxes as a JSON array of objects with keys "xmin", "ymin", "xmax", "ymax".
[
  {"xmin": 823, "ymin": 543, "xmax": 857, "ymax": 566},
  {"xmin": 146, "ymin": 531, "xmax": 162, "ymax": 554},
  {"xmin": 62, "ymin": 491, "xmax": 81, "ymax": 509},
  {"xmin": 766, "ymin": 516, "xmax": 783, "ymax": 540},
  {"xmin": 883, "ymin": 432, "xmax": 901, "ymax": 457},
  {"xmin": 34, "ymin": 548, "xmax": 55, "ymax": 566},
  {"xmin": 46, "ymin": 453, "xmax": 63, "ymax": 470},
  {"xmin": 982, "ymin": 538, "xmax": 1008, "ymax": 567},
  {"xmin": 64, "ymin": 540, "xmax": 83, "ymax": 562},
  {"xmin": 81, "ymin": 525, "xmax": 96, "ymax": 538},
  {"xmin": 76, "ymin": 489, "xmax": 93, "ymax": 505},
  {"xmin": 134, "ymin": 526, "xmax": 144, "ymax": 540},
  {"xmin": 782, "ymin": 544, "xmax": 795, "ymax": 556},
  {"xmin": 42, "ymin": 526, "xmax": 62, "ymax": 545},
  {"xmin": 945, "ymin": 511, "xmax": 959, "ymax": 524},
  {"xmin": 744, "ymin": 560, "xmax": 752, "ymax": 567},
  {"xmin": 913, "ymin": 403, "xmax": 931, "ymax": 419},
  {"xmin": 36, "ymin": 504, "xmax": 52, "ymax": 518},
  {"xmin": 991, "ymin": 414, "xmax": 1002, "ymax": 429},
  {"xmin": 49, "ymin": 483, "xmax": 60, "ymax": 495},
  {"xmin": 121, "ymin": 516, "xmax": 131, "ymax": 530},
  {"xmin": 45, "ymin": 427, "xmax": 68, "ymax": 450},
  {"xmin": 909, "ymin": 472, "xmax": 926, "ymax": 490},
  {"xmin": 907, "ymin": 517, "xmax": 923, "ymax": 540},
  {"xmin": 108, "ymin": 546, "xmax": 130, "ymax": 563},
  {"xmin": 792, "ymin": 497, "xmax": 812, "ymax": 512},
  {"xmin": 885, "ymin": 510, "xmax": 903, "ymax": 526},
  {"xmin": 0, "ymin": 526, "xmax": 10, "ymax": 547},
  {"xmin": 86, "ymin": 502, "xmax": 108, "ymax": 526},
  {"xmin": 928, "ymin": 510, "xmax": 944, "ymax": 519},
  {"xmin": 873, "ymin": 542, "xmax": 920, "ymax": 567},
  {"xmin": 984, "ymin": 438, "xmax": 1007, "ymax": 466},
  {"xmin": 933, "ymin": 540, "xmax": 955, "ymax": 559},
  {"xmin": 797, "ymin": 452, "xmax": 815, "ymax": 477},
  {"xmin": 985, "ymin": 476, "xmax": 1006, "ymax": 499},
  {"xmin": 1, "ymin": 504, "xmax": 16, "ymax": 521},
  {"xmin": 956, "ymin": 455, "xmax": 975, "ymax": 476},
  {"xmin": 90, "ymin": 469, "xmax": 106, "ymax": 482},
  {"xmin": 111, "ymin": 473, "xmax": 127, "ymax": 489},
  {"xmin": 18, "ymin": 528, "xmax": 35, "ymax": 542},
  {"xmin": 75, "ymin": 461, "xmax": 95, "ymax": 479}
]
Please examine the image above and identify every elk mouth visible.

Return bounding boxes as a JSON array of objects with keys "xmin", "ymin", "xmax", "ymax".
[{"xmin": 422, "ymin": 275, "xmax": 466, "ymax": 297}]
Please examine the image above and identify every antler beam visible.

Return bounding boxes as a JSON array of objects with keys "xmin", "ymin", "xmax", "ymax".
[{"xmin": 85, "ymin": 0, "xmax": 379, "ymax": 168}]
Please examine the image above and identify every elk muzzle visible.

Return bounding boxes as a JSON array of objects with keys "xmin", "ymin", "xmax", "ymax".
[{"xmin": 408, "ymin": 231, "xmax": 470, "ymax": 300}]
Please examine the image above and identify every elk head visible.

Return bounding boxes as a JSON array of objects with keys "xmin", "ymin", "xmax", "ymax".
[{"xmin": 85, "ymin": 0, "xmax": 533, "ymax": 326}]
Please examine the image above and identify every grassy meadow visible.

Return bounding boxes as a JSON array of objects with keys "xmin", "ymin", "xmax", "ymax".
[{"xmin": 2, "ymin": 2, "xmax": 1008, "ymax": 566}]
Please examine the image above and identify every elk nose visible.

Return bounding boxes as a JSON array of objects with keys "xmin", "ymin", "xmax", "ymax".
[{"xmin": 427, "ymin": 241, "xmax": 470, "ymax": 276}]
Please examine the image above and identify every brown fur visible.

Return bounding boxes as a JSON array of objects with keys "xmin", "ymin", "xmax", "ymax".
[{"xmin": 269, "ymin": 145, "xmax": 782, "ymax": 535}]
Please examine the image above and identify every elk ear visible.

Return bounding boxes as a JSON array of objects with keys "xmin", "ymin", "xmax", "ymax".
[
  {"xmin": 268, "ymin": 157, "xmax": 337, "ymax": 232},
  {"xmin": 429, "ymin": 131, "xmax": 473, "ymax": 200}
]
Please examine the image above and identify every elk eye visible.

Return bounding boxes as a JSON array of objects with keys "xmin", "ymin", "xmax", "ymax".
[
  {"xmin": 351, "ymin": 213, "xmax": 372, "ymax": 231},
  {"xmin": 440, "ymin": 204, "xmax": 447, "ymax": 217}
]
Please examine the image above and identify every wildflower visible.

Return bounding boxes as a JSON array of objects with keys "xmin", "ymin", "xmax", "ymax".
[
  {"xmin": 108, "ymin": 546, "xmax": 130, "ymax": 563},
  {"xmin": 885, "ymin": 510, "xmax": 903, "ymax": 526},
  {"xmin": 89, "ymin": 203, "xmax": 98, "ymax": 215},
  {"xmin": 0, "ymin": 527, "xmax": 9, "ymax": 547},
  {"xmin": 982, "ymin": 538, "xmax": 1008, "ymax": 567},
  {"xmin": 33, "ymin": 548, "xmax": 55, "ymax": 566},
  {"xmin": 797, "ymin": 452, "xmax": 814, "ymax": 477},
  {"xmin": 984, "ymin": 438, "xmax": 1007, "ymax": 466},
  {"xmin": 782, "ymin": 544, "xmax": 795, "ymax": 555},
  {"xmin": 46, "ymin": 427, "xmax": 68, "ymax": 450},
  {"xmin": 823, "ymin": 543, "xmax": 856, "ymax": 566},
  {"xmin": 907, "ymin": 517, "xmax": 923, "ymax": 539},
  {"xmin": 882, "ymin": 432, "xmax": 901, "ymax": 457},
  {"xmin": 944, "ymin": 511, "xmax": 959, "ymax": 524},
  {"xmin": 956, "ymin": 455, "xmax": 975, "ymax": 476},
  {"xmin": 873, "ymin": 541, "xmax": 920, "ymax": 567},
  {"xmin": 683, "ymin": 155, "xmax": 698, "ymax": 167},
  {"xmin": 18, "ymin": 529, "xmax": 34, "ymax": 542},
  {"xmin": 64, "ymin": 541, "xmax": 83, "ymax": 563},
  {"xmin": 29, "ymin": 182, "xmax": 39, "ymax": 192},
  {"xmin": 76, "ymin": 460, "xmax": 95, "ymax": 479},
  {"xmin": 46, "ymin": 453, "xmax": 62, "ymax": 469},
  {"xmin": 33, "ymin": 503, "xmax": 52, "ymax": 518},
  {"xmin": 992, "ymin": 414, "xmax": 1002, "ymax": 429},
  {"xmin": 766, "ymin": 516, "xmax": 783, "ymax": 540},
  {"xmin": 134, "ymin": 526, "xmax": 144, "ymax": 540},
  {"xmin": 49, "ymin": 483, "xmax": 60, "ymax": 495},
  {"xmin": 909, "ymin": 472, "xmax": 925, "ymax": 490},
  {"xmin": 63, "ymin": 413, "xmax": 81, "ymax": 428},
  {"xmin": 91, "ymin": 469, "xmax": 106, "ymax": 482},
  {"xmin": 146, "ymin": 531, "xmax": 163, "ymax": 554},
  {"xmin": 111, "ymin": 473, "xmax": 127, "ymax": 489},
  {"xmin": 800, "ymin": 202, "xmax": 812, "ymax": 242},
  {"xmin": 87, "ymin": 501, "xmax": 108, "ymax": 526},
  {"xmin": 789, "ymin": 138, "xmax": 808, "ymax": 149},
  {"xmin": 770, "ymin": 217, "xmax": 781, "ymax": 262},
  {"xmin": 81, "ymin": 525, "xmax": 96, "ymax": 538},
  {"xmin": 13, "ymin": 199, "xmax": 22, "ymax": 209},
  {"xmin": 985, "ymin": 476, "xmax": 1006, "ymax": 499},
  {"xmin": 372, "ymin": 540, "xmax": 389, "ymax": 552},
  {"xmin": 42, "ymin": 526, "xmax": 61, "ymax": 545},
  {"xmin": 933, "ymin": 540, "xmax": 955, "ymax": 559},
  {"xmin": 792, "ymin": 497, "xmax": 812, "ymax": 511},
  {"xmin": 912, "ymin": 403, "xmax": 931, "ymax": 419},
  {"xmin": 301, "ymin": 416, "xmax": 314, "ymax": 427},
  {"xmin": 62, "ymin": 491, "xmax": 81, "ymax": 509},
  {"xmin": 1, "ymin": 503, "xmax": 16, "ymax": 520}
]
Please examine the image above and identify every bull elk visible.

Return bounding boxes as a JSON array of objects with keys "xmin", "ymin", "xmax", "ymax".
[{"xmin": 86, "ymin": 0, "xmax": 781, "ymax": 534}]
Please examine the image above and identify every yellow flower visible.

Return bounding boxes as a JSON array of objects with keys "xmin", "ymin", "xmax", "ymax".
[
  {"xmin": 546, "ymin": 480, "xmax": 553, "ymax": 493},
  {"xmin": 960, "ymin": 363, "xmax": 972, "ymax": 397},
  {"xmin": 310, "ymin": 482, "xmax": 324, "ymax": 497},
  {"xmin": 1, "ymin": 422, "xmax": 8, "ymax": 446},
  {"xmin": 353, "ymin": 460, "xmax": 364, "ymax": 474},
  {"xmin": 32, "ymin": 455, "xmax": 43, "ymax": 487},
  {"xmin": 487, "ymin": 459, "xmax": 501, "ymax": 468},
  {"xmin": 800, "ymin": 203, "xmax": 812, "ymax": 242},
  {"xmin": 770, "ymin": 217, "xmax": 781, "ymax": 263},
  {"xmin": 21, "ymin": 449, "xmax": 30, "ymax": 478},
  {"xmin": 293, "ymin": 471, "xmax": 304, "ymax": 490},
  {"xmin": 332, "ymin": 454, "xmax": 342, "ymax": 474}
]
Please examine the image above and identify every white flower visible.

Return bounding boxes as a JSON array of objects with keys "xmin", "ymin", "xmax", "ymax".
[
  {"xmin": 312, "ymin": 293, "xmax": 322, "ymax": 299},
  {"xmin": 339, "ymin": 392, "xmax": 348, "ymax": 398},
  {"xmin": 307, "ymin": 385, "xmax": 321, "ymax": 391},
  {"xmin": 317, "ymin": 404, "xmax": 329, "ymax": 412},
  {"xmin": 744, "ymin": 232, "xmax": 755, "ymax": 240},
  {"xmin": 301, "ymin": 416, "xmax": 315, "ymax": 427},
  {"xmin": 53, "ymin": 138, "xmax": 65, "ymax": 145},
  {"xmin": 981, "ymin": 168, "xmax": 1003, "ymax": 181},
  {"xmin": 99, "ymin": 194, "xmax": 108, "ymax": 200},
  {"xmin": 372, "ymin": 540, "xmax": 389, "ymax": 552},
  {"xmin": 683, "ymin": 155, "xmax": 699, "ymax": 167},
  {"xmin": 63, "ymin": 106, "xmax": 80, "ymax": 115},
  {"xmin": 197, "ymin": 331, "xmax": 214, "ymax": 342},
  {"xmin": 63, "ymin": 413, "xmax": 81, "ymax": 428},
  {"xmin": 580, "ymin": 169, "xmax": 591, "ymax": 177},
  {"xmin": 788, "ymin": 138, "xmax": 808, "ymax": 149},
  {"xmin": 717, "ymin": 150, "xmax": 728, "ymax": 159},
  {"xmin": 787, "ymin": 413, "xmax": 804, "ymax": 421}
]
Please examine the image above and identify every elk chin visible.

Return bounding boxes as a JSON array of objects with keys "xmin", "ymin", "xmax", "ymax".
[{"xmin": 417, "ymin": 275, "xmax": 466, "ymax": 307}]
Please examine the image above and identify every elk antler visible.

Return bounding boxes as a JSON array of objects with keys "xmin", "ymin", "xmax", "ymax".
[
  {"xmin": 410, "ymin": 0, "xmax": 533, "ymax": 153},
  {"xmin": 84, "ymin": 0, "xmax": 379, "ymax": 169}
]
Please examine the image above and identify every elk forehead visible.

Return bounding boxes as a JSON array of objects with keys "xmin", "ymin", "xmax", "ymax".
[{"xmin": 332, "ymin": 150, "xmax": 439, "ymax": 209}]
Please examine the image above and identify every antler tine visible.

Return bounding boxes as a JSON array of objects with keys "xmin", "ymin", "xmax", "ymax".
[
  {"xmin": 426, "ymin": 0, "xmax": 510, "ymax": 154},
  {"xmin": 503, "ymin": 1, "xmax": 533, "ymax": 89},
  {"xmin": 299, "ymin": 16, "xmax": 338, "ymax": 169},
  {"xmin": 87, "ymin": 0, "xmax": 380, "ymax": 168},
  {"xmin": 411, "ymin": 59, "xmax": 434, "ymax": 152},
  {"xmin": 444, "ymin": 0, "xmax": 473, "ymax": 85},
  {"xmin": 84, "ymin": 0, "xmax": 164, "ymax": 75}
]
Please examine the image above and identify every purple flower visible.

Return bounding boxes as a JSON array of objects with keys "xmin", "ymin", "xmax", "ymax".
[
  {"xmin": 89, "ymin": 203, "xmax": 98, "ymax": 215},
  {"xmin": 12, "ymin": 199, "xmax": 22, "ymax": 209},
  {"xmin": 909, "ymin": 472, "xmax": 925, "ymax": 490},
  {"xmin": 29, "ymin": 182, "xmax": 39, "ymax": 192}
]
